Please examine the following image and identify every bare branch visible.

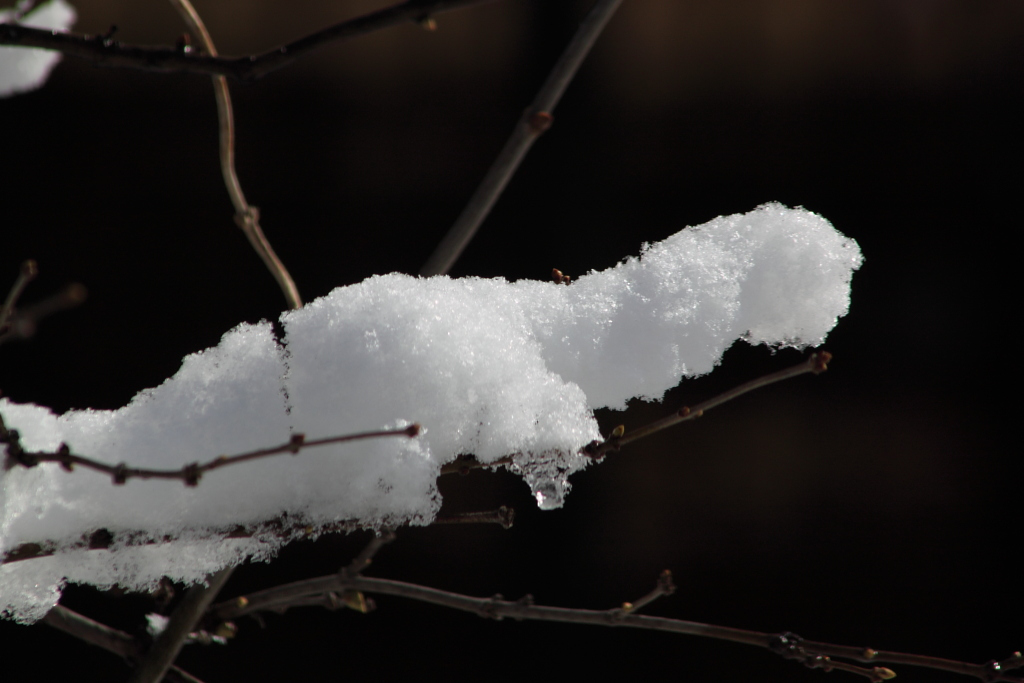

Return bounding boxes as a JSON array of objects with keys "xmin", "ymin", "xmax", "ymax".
[
  {"xmin": 419, "ymin": 0, "xmax": 624, "ymax": 276},
  {"xmin": 43, "ymin": 606, "xmax": 207, "ymax": 683},
  {"xmin": 583, "ymin": 350, "xmax": 833, "ymax": 459},
  {"xmin": 0, "ymin": 260, "xmax": 86, "ymax": 346},
  {"xmin": 165, "ymin": 0, "xmax": 301, "ymax": 310},
  {"xmin": 0, "ymin": 0, "xmax": 500, "ymax": 82},
  {"xmin": 432, "ymin": 506, "xmax": 515, "ymax": 529},
  {"xmin": 210, "ymin": 573, "xmax": 1023, "ymax": 683},
  {"xmin": 343, "ymin": 530, "xmax": 397, "ymax": 577},
  {"xmin": 0, "ymin": 259, "xmax": 36, "ymax": 331},
  {"xmin": 612, "ymin": 568, "xmax": 675, "ymax": 615},
  {"xmin": 128, "ymin": 567, "xmax": 233, "ymax": 683},
  {"xmin": 2, "ymin": 419, "xmax": 420, "ymax": 486},
  {"xmin": 43, "ymin": 604, "xmax": 142, "ymax": 660}
]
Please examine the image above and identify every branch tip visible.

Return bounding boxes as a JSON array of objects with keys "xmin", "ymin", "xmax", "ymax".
[
  {"xmin": 20, "ymin": 259, "xmax": 38, "ymax": 280},
  {"xmin": 811, "ymin": 350, "xmax": 832, "ymax": 374},
  {"xmin": 404, "ymin": 423, "xmax": 422, "ymax": 437},
  {"xmin": 874, "ymin": 667, "xmax": 897, "ymax": 681},
  {"xmin": 418, "ymin": 16, "xmax": 437, "ymax": 31}
]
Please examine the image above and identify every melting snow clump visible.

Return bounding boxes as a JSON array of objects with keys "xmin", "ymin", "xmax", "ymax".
[{"xmin": 0, "ymin": 203, "xmax": 862, "ymax": 621}]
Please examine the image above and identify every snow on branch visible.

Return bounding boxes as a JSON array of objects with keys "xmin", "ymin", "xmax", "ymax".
[
  {"xmin": 0, "ymin": 0, "xmax": 76, "ymax": 97},
  {"xmin": 0, "ymin": 203, "xmax": 861, "ymax": 623}
]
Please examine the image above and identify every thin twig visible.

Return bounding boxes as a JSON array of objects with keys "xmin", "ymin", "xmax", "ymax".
[
  {"xmin": 0, "ymin": 260, "xmax": 85, "ymax": 346},
  {"xmin": 432, "ymin": 506, "xmax": 515, "ymax": 529},
  {"xmin": 43, "ymin": 604, "xmax": 142, "ymax": 659},
  {"xmin": 43, "ymin": 606, "xmax": 208, "ymax": 683},
  {"xmin": 2, "ymin": 420, "xmax": 420, "ymax": 485},
  {"xmin": 0, "ymin": 283, "xmax": 87, "ymax": 346},
  {"xmin": 612, "ymin": 568, "xmax": 675, "ymax": 615},
  {"xmin": 0, "ymin": 0, "xmax": 500, "ymax": 81},
  {"xmin": 344, "ymin": 530, "xmax": 397, "ymax": 577},
  {"xmin": 0, "ymin": 259, "xmax": 37, "ymax": 332},
  {"xmin": 584, "ymin": 351, "xmax": 832, "ymax": 459},
  {"xmin": 419, "ymin": 0, "xmax": 623, "ymax": 276},
  {"xmin": 128, "ymin": 567, "xmax": 234, "ymax": 683},
  {"xmin": 210, "ymin": 573, "xmax": 1022, "ymax": 683},
  {"xmin": 167, "ymin": 0, "xmax": 301, "ymax": 310},
  {"xmin": 437, "ymin": 352, "xmax": 831, "ymax": 476}
]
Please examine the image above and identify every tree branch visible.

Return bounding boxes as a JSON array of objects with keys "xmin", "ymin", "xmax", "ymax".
[
  {"xmin": 210, "ymin": 572, "xmax": 1023, "ymax": 683},
  {"xmin": 0, "ymin": 0, "xmax": 501, "ymax": 82},
  {"xmin": 43, "ymin": 605, "xmax": 208, "ymax": 683},
  {"xmin": 0, "ymin": 260, "xmax": 86, "ymax": 346},
  {"xmin": 168, "ymin": 0, "xmax": 301, "ymax": 310},
  {"xmin": 583, "ymin": 350, "xmax": 833, "ymax": 459},
  {"xmin": 419, "ymin": 0, "xmax": 623, "ymax": 276},
  {"xmin": 127, "ymin": 567, "xmax": 233, "ymax": 683},
  {"xmin": 1, "ymin": 416, "xmax": 420, "ymax": 486}
]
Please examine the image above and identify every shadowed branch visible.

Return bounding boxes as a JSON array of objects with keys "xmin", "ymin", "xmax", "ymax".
[{"xmin": 209, "ymin": 571, "xmax": 1022, "ymax": 683}]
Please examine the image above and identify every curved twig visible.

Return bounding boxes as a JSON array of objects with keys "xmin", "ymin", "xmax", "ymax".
[{"xmin": 168, "ymin": 0, "xmax": 301, "ymax": 310}]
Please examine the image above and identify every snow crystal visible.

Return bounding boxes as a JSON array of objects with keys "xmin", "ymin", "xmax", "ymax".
[
  {"xmin": 0, "ymin": 203, "xmax": 862, "ymax": 622},
  {"xmin": 0, "ymin": 0, "xmax": 77, "ymax": 98}
]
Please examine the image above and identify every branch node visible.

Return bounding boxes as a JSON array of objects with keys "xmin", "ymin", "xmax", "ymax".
[
  {"xmin": 810, "ymin": 350, "xmax": 832, "ymax": 374},
  {"xmin": 582, "ymin": 440, "xmax": 603, "ymax": 459},
  {"xmin": 770, "ymin": 631, "xmax": 806, "ymax": 659},
  {"xmin": 57, "ymin": 442, "xmax": 74, "ymax": 471},
  {"xmin": 528, "ymin": 110, "xmax": 554, "ymax": 134},
  {"xmin": 182, "ymin": 462, "xmax": 202, "ymax": 486},
  {"xmin": 657, "ymin": 569, "xmax": 676, "ymax": 595},
  {"xmin": 418, "ymin": 16, "xmax": 437, "ymax": 31},
  {"xmin": 482, "ymin": 594, "xmax": 505, "ymax": 620},
  {"xmin": 288, "ymin": 433, "xmax": 305, "ymax": 454},
  {"xmin": 342, "ymin": 590, "xmax": 372, "ymax": 613},
  {"xmin": 497, "ymin": 505, "xmax": 515, "ymax": 530},
  {"xmin": 214, "ymin": 621, "xmax": 237, "ymax": 640},
  {"xmin": 112, "ymin": 463, "xmax": 129, "ymax": 485},
  {"xmin": 513, "ymin": 593, "xmax": 534, "ymax": 619},
  {"xmin": 863, "ymin": 648, "xmax": 878, "ymax": 660}
]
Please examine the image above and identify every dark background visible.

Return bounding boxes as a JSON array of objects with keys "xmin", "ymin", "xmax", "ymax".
[{"xmin": 1, "ymin": 1, "xmax": 1021, "ymax": 681}]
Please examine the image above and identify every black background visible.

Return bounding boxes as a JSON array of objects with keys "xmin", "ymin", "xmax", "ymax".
[{"xmin": 1, "ymin": 1, "xmax": 1021, "ymax": 681}]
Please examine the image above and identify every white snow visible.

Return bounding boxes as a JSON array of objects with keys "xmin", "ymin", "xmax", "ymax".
[
  {"xmin": 0, "ymin": 203, "xmax": 862, "ymax": 622},
  {"xmin": 0, "ymin": 0, "xmax": 77, "ymax": 98}
]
